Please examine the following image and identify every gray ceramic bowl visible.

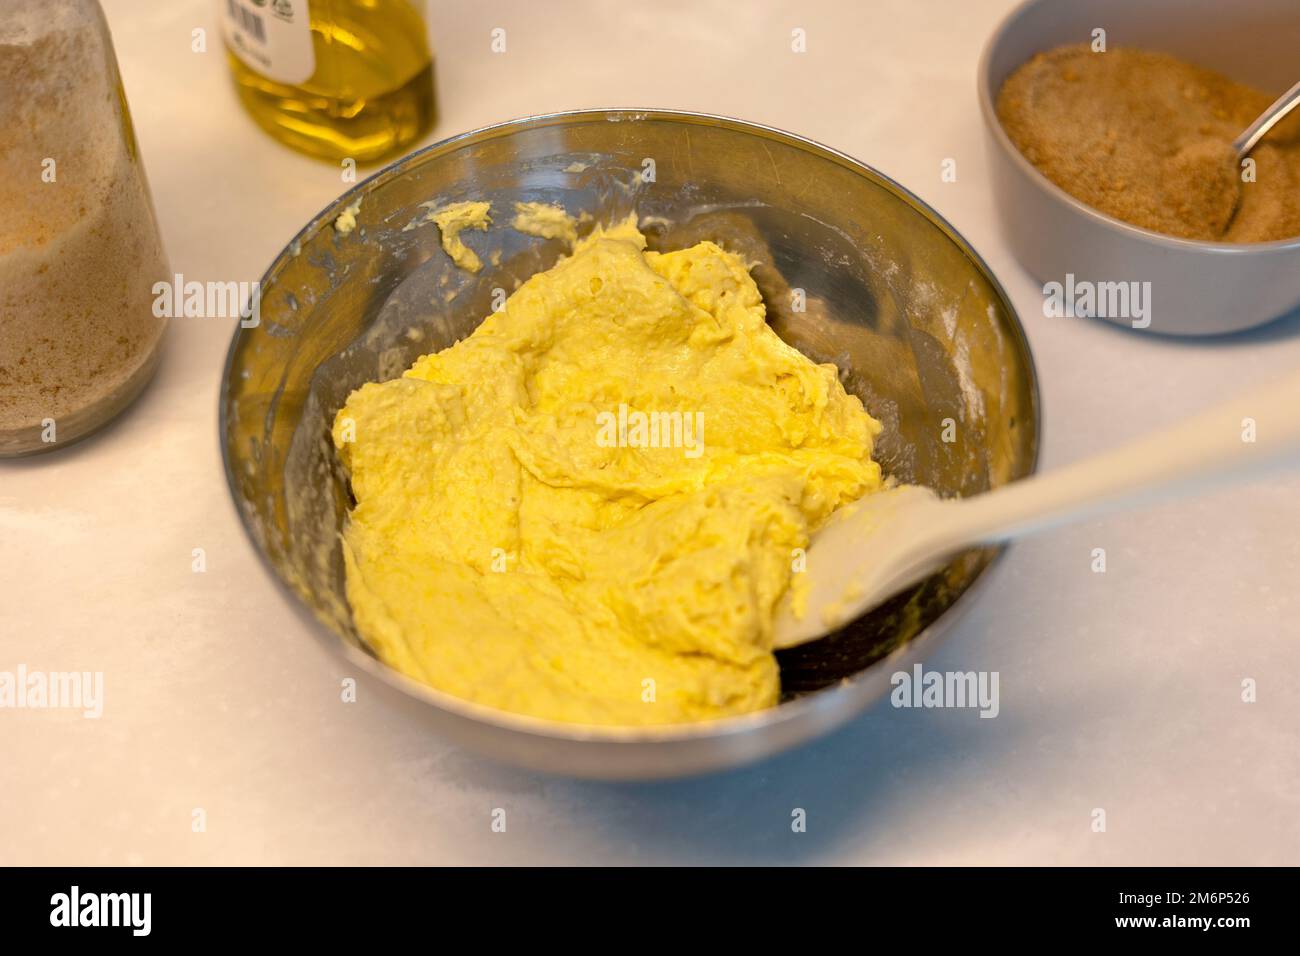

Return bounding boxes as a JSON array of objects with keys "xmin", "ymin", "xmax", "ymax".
[
  {"xmin": 979, "ymin": 0, "xmax": 1300, "ymax": 336},
  {"xmin": 220, "ymin": 109, "xmax": 1039, "ymax": 779}
]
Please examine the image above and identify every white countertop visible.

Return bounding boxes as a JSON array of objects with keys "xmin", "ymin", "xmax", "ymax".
[{"xmin": 3, "ymin": 0, "xmax": 1297, "ymax": 866}]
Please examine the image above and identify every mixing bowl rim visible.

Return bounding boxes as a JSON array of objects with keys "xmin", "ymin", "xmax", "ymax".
[
  {"xmin": 218, "ymin": 107, "xmax": 1042, "ymax": 745},
  {"xmin": 977, "ymin": 0, "xmax": 1300, "ymax": 256}
]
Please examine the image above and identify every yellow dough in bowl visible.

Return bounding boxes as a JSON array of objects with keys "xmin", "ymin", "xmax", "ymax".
[{"xmin": 332, "ymin": 217, "xmax": 883, "ymax": 725}]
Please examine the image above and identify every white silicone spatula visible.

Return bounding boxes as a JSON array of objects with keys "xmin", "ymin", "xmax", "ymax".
[{"xmin": 773, "ymin": 368, "xmax": 1300, "ymax": 650}]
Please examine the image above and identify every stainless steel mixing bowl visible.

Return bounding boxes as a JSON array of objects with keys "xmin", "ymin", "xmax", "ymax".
[{"xmin": 220, "ymin": 109, "xmax": 1039, "ymax": 779}]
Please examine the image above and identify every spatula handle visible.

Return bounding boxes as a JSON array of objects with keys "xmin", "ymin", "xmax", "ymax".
[{"xmin": 942, "ymin": 368, "xmax": 1300, "ymax": 547}]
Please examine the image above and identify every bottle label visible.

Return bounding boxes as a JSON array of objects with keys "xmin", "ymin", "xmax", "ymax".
[{"xmin": 219, "ymin": 0, "xmax": 315, "ymax": 86}]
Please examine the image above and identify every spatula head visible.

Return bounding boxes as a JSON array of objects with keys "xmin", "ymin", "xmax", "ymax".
[{"xmin": 773, "ymin": 485, "xmax": 951, "ymax": 649}]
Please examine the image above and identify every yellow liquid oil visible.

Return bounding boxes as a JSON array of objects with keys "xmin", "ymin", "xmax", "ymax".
[{"xmin": 225, "ymin": 0, "xmax": 435, "ymax": 164}]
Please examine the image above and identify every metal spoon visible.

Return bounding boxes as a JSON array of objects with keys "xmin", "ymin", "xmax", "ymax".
[
  {"xmin": 773, "ymin": 368, "xmax": 1300, "ymax": 650},
  {"xmin": 1233, "ymin": 79, "xmax": 1300, "ymax": 159},
  {"xmin": 1174, "ymin": 80, "xmax": 1300, "ymax": 236}
]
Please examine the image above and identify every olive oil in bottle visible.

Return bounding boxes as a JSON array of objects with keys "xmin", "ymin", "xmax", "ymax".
[{"xmin": 217, "ymin": 0, "xmax": 435, "ymax": 164}]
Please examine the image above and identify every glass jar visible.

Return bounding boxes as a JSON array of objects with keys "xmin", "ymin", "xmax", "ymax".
[
  {"xmin": 217, "ymin": 0, "xmax": 436, "ymax": 164},
  {"xmin": 0, "ymin": 0, "xmax": 169, "ymax": 457}
]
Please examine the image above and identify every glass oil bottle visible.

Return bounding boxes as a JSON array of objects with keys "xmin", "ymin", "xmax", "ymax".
[{"xmin": 217, "ymin": 0, "xmax": 435, "ymax": 164}]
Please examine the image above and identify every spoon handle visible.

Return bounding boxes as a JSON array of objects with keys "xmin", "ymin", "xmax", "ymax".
[
  {"xmin": 939, "ymin": 368, "xmax": 1300, "ymax": 548},
  {"xmin": 1233, "ymin": 80, "xmax": 1300, "ymax": 158}
]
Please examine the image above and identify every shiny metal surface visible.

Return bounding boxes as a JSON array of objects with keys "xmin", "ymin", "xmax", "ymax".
[
  {"xmin": 1234, "ymin": 80, "xmax": 1300, "ymax": 159},
  {"xmin": 219, "ymin": 109, "xmax": 1039, "ymax": 779}
]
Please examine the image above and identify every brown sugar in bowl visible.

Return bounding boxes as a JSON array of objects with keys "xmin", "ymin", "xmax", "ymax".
[{"xmin": 978, "ymin": 0, "xmax": 1300, "ymax": 335}]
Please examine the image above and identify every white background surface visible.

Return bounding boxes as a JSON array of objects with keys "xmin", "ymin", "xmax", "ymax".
[{"xmin": 3, "ymin": 0, "xmax": 1298, "ymax": 865}]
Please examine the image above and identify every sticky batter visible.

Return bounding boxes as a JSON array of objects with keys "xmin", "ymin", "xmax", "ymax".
[
  {"xmin": 512, "ymin": 201, "xmax": 579, "ymax": 244},
  {"xmin": 425, "ymin": 200, "xmax": 492, "ymax": 271},
  {"xmin": 333, "ymin": 218, "xmax": 882, "ymax": 725}
]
